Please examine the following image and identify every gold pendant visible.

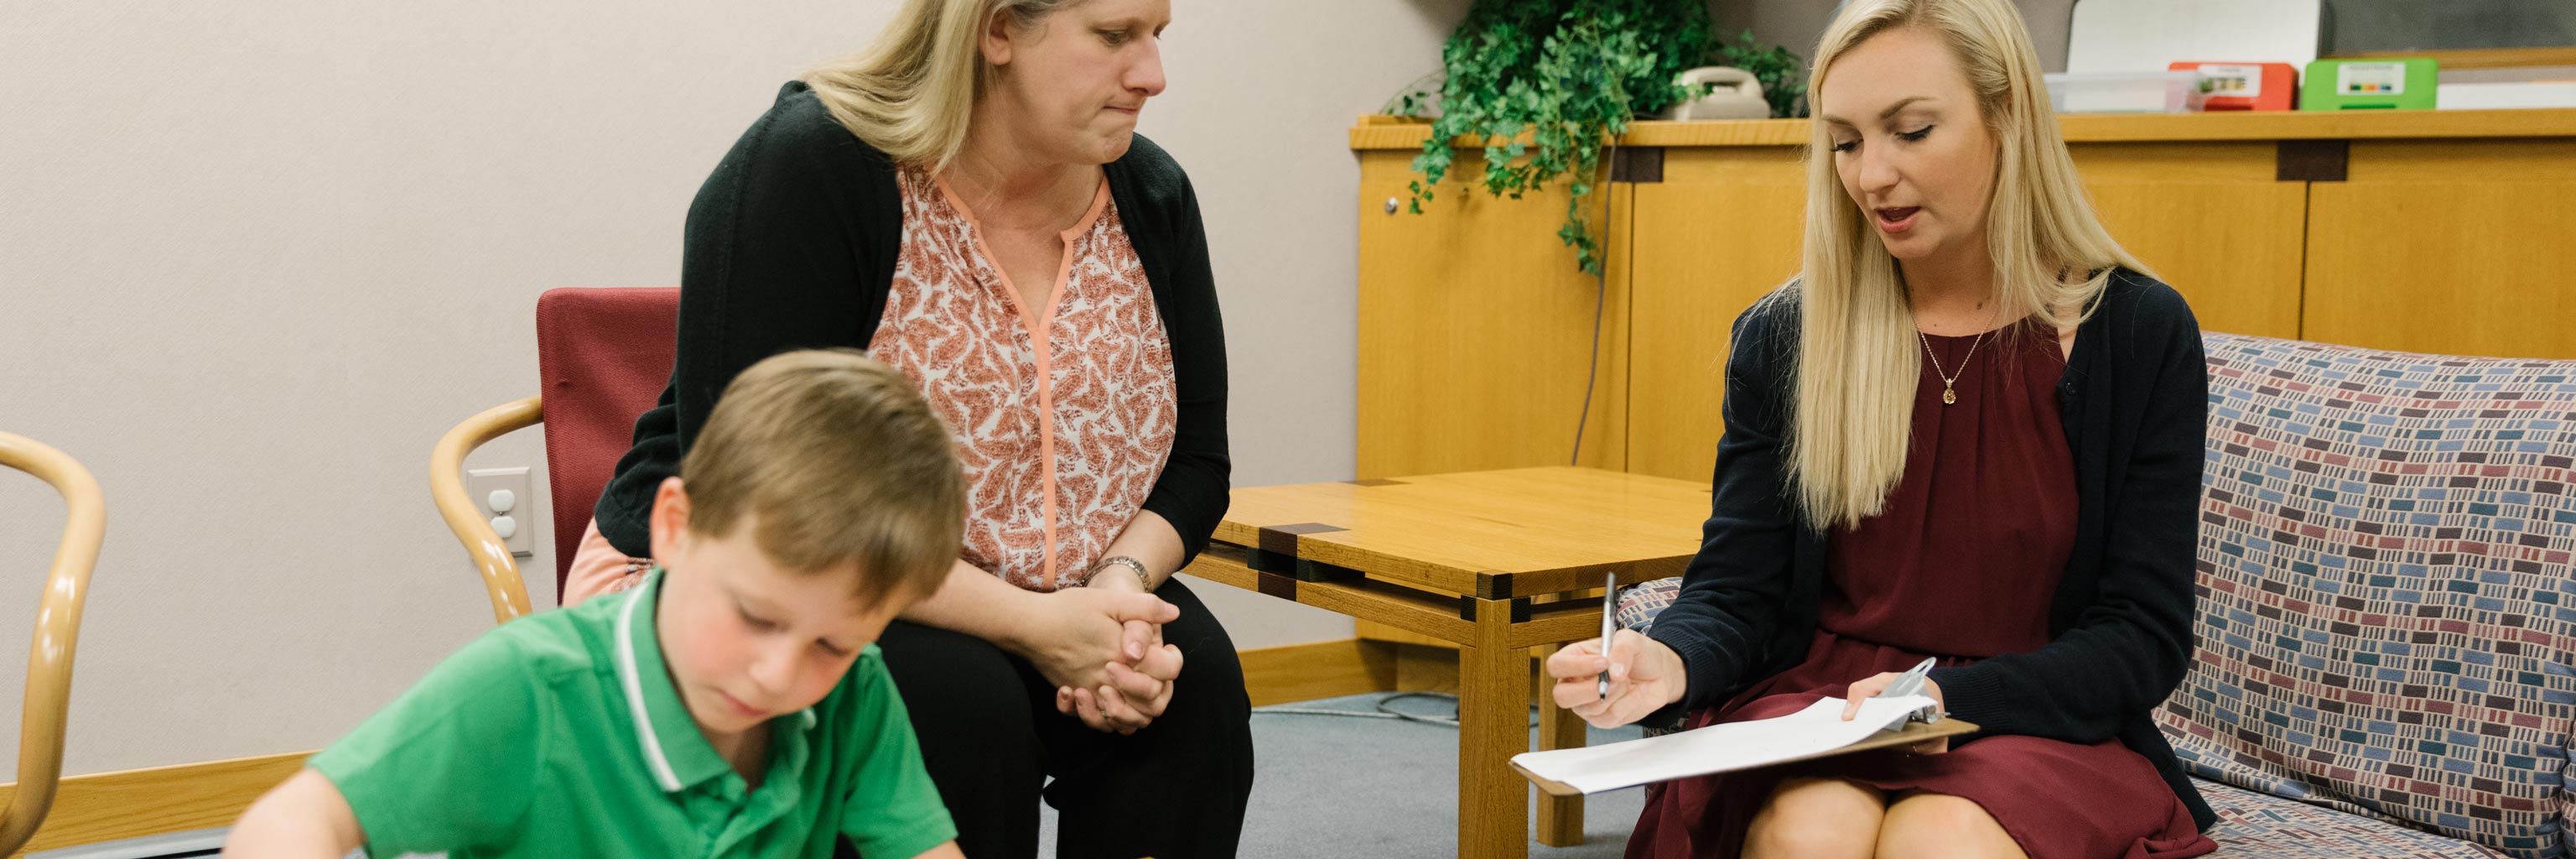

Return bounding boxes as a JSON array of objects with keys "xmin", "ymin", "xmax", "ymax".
[{"xmin": 1942, "ymin": 387, "xmax": 1958, "ymax": 405}]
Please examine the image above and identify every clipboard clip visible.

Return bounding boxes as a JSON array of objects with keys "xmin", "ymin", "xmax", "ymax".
[{"xmin": 1877, "ymin": 657, "xmax": 1945, "ymax": 724}]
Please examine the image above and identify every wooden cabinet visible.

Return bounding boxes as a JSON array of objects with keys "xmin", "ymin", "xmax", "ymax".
[
  {"xmin": 1355, "ymin": 109, "xmax": 2576, "ymax": 484},
  {"xmin": 1624, "ymin": 147, "xmax": 1805, "ymax": 482},
  {"xmin": 1619, "ymin": 139, "xmax": 2313, "ymax": 482},
  {"xmin": 2303, "ymin": 140, "xmax": 2576, "ymax": 359},
  {"xmin": 1354, "ymin": 148, "xmax": 1629, "ymax": 480},
  {"xmin": 2070, "ymin": 142, "xmax": 2308, "ymax": 341}
]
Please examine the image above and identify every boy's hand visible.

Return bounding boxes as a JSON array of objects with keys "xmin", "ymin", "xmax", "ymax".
[
  {"xmin": 911, "ymin": 840, "xmax": 967, "ymax": 859},
  {"xmin": 223, "ymin": 768, "xmax": 365, "ymax": 857}
]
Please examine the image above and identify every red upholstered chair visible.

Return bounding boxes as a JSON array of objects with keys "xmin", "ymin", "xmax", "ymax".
[
  {"xmin": 429, "ymin": 288, "xmax": 678, "ymax": 622},
  {"xmin": 0, "ymin": 431, "xmax": 104, "ymax": 854}
]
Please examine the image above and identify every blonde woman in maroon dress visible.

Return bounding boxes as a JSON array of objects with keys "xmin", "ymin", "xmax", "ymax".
[{"xmin": 1545, "ymin": 1, "xmax": 2220, "ymax": 856}]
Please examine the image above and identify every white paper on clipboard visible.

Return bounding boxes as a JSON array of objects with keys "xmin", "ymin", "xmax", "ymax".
[{"xmin": 1509, "ymin": 695, "xmax": 1940, "ymax": 795}]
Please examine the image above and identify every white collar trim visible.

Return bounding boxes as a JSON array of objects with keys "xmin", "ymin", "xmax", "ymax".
[{"xmin": 614, "ymin": 577, "xmax": 683, "ymax": 793}]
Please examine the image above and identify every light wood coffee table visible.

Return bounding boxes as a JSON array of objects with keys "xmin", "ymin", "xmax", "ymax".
[{"xmin": 1182, "ymin": 466, "xmax": 1711, "ymax": 857}]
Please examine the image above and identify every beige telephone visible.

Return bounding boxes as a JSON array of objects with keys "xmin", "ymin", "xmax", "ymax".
[{"xmin": 1659, "ymin": 66, "xmax": 1774, "ymax": 121}]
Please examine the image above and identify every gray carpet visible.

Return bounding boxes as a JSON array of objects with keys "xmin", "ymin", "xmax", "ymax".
[
  {"xmin": 1041, "ymin": 692, "xmax": 1646, "ymax": 857},
  {"xmin": 95, "ymin": 695, "xmax": 1644, "ymax": 859}
]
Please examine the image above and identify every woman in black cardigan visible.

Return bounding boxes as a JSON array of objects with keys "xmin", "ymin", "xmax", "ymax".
[
  {"xmin": 1545, "ymin": 1, "xmax": 2215, "ymax": 857},
  {"xmin": 566, "ymin": 1, "xmax": 1249, "ymax": 856}
]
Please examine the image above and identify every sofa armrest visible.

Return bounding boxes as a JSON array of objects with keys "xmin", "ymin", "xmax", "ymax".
[{"xmin": 1616, "ymin": 577, "xmax": 1687, "ymax": 735}]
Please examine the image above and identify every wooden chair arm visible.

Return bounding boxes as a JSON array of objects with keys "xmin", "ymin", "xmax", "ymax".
[
  {"xmin": 428, "ymin": 396, "xmax": 543, "ymax": 623},
  {"xmin": 0, "ymin": 432, "xmax": 105, "ymax": 855}
]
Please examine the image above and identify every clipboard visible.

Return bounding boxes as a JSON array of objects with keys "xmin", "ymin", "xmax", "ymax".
[{"xmin": 1514, "ymin": 717, "xmax": 1981, "ymax": 798}]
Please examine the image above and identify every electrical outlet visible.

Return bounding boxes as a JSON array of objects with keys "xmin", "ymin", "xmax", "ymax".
[{"xmin": 464, "ymin": 466, "xmax": 536, "ymax": 558}]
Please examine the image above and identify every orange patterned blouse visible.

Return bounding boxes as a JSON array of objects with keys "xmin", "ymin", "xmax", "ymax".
[
  {"xmin": 562, "ymin": 166, "xmax": 1179, "ymax": 601},
  {"xmin": 867, "ymin": 166, "xmax": 1179, "ymax": 591}
]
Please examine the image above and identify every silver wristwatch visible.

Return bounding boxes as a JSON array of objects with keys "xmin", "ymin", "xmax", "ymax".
[{"xmin": 1088, "ymin": 554, "xmax": 1153, "ymax": 590}]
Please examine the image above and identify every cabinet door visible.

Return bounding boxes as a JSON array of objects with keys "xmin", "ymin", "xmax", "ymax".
[
  {"xmin": 1622, "ymin": 142, "xmax": 2308, "ymax": 482},
  {"xmin": 1624, "ymin": 147, "xmax": 1806, "ymax": 483},
  {"xmin": 2070, "ymin": 142, "xmax": 2308, "ymax": 340},
  {"xmin": 2304, "ymin": 140, "xmax": 2576, "ymax": 360},
  {"xmin": 1355, "ymin": 148, "xmax": 1629, "ymax": 479}
]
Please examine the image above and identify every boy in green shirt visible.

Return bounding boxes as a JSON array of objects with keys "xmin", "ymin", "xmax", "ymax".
[{"xmin": 227, "ymin": 350, "xmax": 969, "ymax": 858}]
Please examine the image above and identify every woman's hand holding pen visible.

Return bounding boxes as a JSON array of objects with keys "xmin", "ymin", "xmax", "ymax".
[{"xmin": 1546, "ymin": 629, "xmax": 1688, "ymax": 729}]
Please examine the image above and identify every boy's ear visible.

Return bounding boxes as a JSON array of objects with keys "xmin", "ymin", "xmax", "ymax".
[{"xmin": 646, "ymin": 476, "xmax": 691, "ymax": 563}]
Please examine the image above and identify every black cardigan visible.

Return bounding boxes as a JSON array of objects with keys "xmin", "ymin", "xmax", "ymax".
[
  {"xmin": 594, "ymin": 81, "xmax": 1231, "ymax": 565},
  {"xmin": 1644, "ymin": 269, "xmax": 2216, "ymax": 829}
]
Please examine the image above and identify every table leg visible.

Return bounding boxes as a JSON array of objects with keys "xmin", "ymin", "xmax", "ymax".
[
  {"xmin": 1457, "ymin": 596, "xmax": 1529, "ymax": 859},
  {"xmin": 1535, "ymin": 643, "xmax": 1587, "ymax": 846}
]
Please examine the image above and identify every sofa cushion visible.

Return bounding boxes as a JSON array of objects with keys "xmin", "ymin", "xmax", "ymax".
[
  {"xmin": 2164, "ymin": 332, "xmax": 2575, "ymax": 858},
  {"xmin": 2197, "ymin": 777, "xmax": 2507, "ymax": 857},
  {"xmin": 1615, "ymin": 578, "xmax": 1680, "ymax": 634},
  {"xmin": 1613, "ymin": 332, "xmax": 2576, "ymax": 856}
]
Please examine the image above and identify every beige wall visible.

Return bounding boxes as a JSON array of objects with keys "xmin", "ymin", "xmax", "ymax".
[
  {"xmin": 1713, "ymin": 0, "xmax": 2075, "ymax": 75},
  {"xmin": 0, "ymin": 0, "xmax": 1463, "ymax": 777},
  {"xmin": 1145, "ymin": 0, "xmax": 1469, "ymax": 652}
]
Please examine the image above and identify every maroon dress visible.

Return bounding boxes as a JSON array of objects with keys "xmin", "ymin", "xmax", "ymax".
[{"xmin": 1628, "ymin": 322, "xmax": 2215, "ymax": 859}]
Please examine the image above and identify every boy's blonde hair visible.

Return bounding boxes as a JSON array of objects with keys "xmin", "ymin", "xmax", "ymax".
[{"xmin": 680, "ymin": 349, "xmax": 963, "ymax": 601}]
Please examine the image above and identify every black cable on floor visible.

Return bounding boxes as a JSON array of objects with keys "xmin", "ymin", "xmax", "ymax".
[{"xmin": 1251, "ymin": 691, "xmax": 1539, "ymax": 730}]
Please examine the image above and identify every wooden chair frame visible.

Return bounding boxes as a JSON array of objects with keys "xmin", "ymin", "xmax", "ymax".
[
  {"xmin": 0, "ymin": 431, "xmax": 104, "ymax": 855},
  {"xmin": 427, "ymin": 396, "xmax": 543, "ymax": 623}
]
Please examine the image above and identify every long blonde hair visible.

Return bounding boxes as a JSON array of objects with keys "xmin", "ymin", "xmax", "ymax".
[
  {"xmin": 1781, "ymin": 0, "xmax": 2152, "ymax": 529},
  {"xmin": 802, "ymin": 0, "xmax": 1087, "ymax": 171}
]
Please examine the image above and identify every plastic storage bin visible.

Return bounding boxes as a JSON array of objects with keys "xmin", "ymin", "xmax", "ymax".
[{"xmin": 2043, "ymin": 70, "xmax": 2207, "ymax": 113}]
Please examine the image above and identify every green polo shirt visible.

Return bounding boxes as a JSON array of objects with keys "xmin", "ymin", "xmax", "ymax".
[{"xmin": 309, "ymin": 570, "xmax": 955, "ymax": 858}]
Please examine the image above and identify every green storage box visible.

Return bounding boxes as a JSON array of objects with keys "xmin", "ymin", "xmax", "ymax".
[{"xmin": 2300, "ymin": 58, "xmax": 2438, "ymax": 111}]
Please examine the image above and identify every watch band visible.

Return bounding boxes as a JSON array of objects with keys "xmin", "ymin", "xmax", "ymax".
[{"xmin": 1090, "ymin": 554, "xmax": 1153, "ymax": 590}]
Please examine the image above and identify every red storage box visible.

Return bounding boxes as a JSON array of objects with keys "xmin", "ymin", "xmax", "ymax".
[{"xmin": 2170, "ymin": 61, "xmax": 2298, "ymax": 111}]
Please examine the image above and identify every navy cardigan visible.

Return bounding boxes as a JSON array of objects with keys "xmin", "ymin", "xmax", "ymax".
[
  {"xmin": 1644, "ymin": 269, "xmax": 2216, "ymax": 829},
  {"xmin": 593, "ymin": 82, "xmax": 1231, "ymax": 565}
]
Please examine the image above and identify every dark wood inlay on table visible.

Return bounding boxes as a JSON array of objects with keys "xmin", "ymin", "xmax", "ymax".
[
  {"xmin": 1296, "ymin": 558, "xmax": 1363, "ymax": 583},
  {"xmin": 1256, "ymin": 521, "xmax": 1348, "ymax": 556},
  {"xmin": 1255, "ymin": 570, "xmax": 1298, "ymax": 601}
]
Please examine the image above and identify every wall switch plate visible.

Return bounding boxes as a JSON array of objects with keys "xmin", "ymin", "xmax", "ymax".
[{"xmin": 464, "ymin": 466, "xmax": 536, "ymax": 558}]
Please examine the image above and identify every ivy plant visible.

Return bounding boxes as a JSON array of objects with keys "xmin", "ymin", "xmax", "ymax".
[{"xmin": 1394, "ymin": 0, "xmax": 1713, "ymax": 274}]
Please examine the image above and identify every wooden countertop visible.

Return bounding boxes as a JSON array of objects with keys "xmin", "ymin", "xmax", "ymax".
[{"xmin": 1349, "ymin": 107, "xmax": 2576, "ymax": 150}]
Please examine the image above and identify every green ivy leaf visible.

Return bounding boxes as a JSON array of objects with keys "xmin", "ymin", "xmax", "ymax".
[{"xmin": 1395, "ymin": 0, "xmax": 1758, "ymax": 275}]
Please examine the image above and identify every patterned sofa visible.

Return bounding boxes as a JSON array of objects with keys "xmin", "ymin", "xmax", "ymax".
[{"xmin": 1616, "ymin": 331, "xmax": 2575, "ymax": 858}]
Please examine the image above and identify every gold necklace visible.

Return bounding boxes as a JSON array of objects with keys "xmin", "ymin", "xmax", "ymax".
[{"xmin": 1917, "ymin": 306, "xmax": 2002, "ymax": 406}]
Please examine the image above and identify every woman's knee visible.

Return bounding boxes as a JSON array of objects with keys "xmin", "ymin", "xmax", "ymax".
[
  {"xmin": 1743, "ymin": 776, "xmax": 1884, "ymax": 859},
  {"xmin": 1125, "ymin": 580, "xmax": 1252, "ymax": 786},
  {"xmin": 1150, "ymin": 579, "xmax": 1249, "ymax": 716},
  {"xmin": 874, "ymin": 622, "xmax": 1038, "ymax": 745},
  {"xmin": 1876, "ymin": 793, "xmax": 2026, "ymax": 859}
]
